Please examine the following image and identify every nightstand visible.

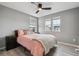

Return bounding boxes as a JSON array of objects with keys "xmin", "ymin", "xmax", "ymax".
[{"xmin": 5, "ymin": 36, "xmax": 19, "ymax": 50}]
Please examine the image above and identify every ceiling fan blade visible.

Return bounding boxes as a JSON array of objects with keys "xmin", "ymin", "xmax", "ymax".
[
  {"xmin": 42, "ymin": 8, "xmax": 51, "ymax": 10},
  {"xmin": 36, "ymin": 10, "xmax": 39, "ymax": 13}
]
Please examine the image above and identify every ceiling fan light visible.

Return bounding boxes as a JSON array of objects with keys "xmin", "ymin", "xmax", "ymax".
[{"xmin": 38, "ymin": 8, "xmax": 42, "ymax": 11}]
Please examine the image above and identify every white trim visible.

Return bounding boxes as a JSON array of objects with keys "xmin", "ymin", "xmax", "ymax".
[{"xmin": 58, "ymin": 41, "xmax": 79, "ymax": 48}]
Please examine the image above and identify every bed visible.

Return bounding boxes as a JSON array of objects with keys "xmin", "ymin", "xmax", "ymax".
[{"xmin": 16, "ymin": 29, "xmax": 57, "ymax": 56}]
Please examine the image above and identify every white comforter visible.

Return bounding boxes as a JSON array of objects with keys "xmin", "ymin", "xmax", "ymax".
[{"xmin": 28, "ymin": 34, "xmax": 56, "ymax": 54}]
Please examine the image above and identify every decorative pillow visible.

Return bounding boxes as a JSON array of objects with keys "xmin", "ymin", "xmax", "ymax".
[
  {"xmin": 23, "ymin": 30, "xmax": 28, "ymax": 35},
  {"xmin": 27, "ymin": 31, "xmax": 34, "ymax": 34},
  {"xmin": 24, "ymin": 29, "xmax": 34, "ymax": 34},
  {"xmin": 18, "ymin": 29, "xmax": 24, "ymax": 36}
]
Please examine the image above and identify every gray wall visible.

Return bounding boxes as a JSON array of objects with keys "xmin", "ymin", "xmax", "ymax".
[
  {"xmin": 0, "ymin": 5, "xmax": 37, "ymax": 37},
  {"xmin": 38, "ymin": 7, "xmax": 79, "ymax": 45},
  {"xmin": 0, "ymin": 5, "xmax": 37, "ymax": 49},
  {"xmin": 76, "ymin": 8, "xmax": 79, "ymax": 45}
]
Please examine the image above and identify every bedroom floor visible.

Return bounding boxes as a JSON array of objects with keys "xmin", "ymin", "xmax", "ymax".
[{"xmin": 0, "ymin": 43, "xmax": 79, "ymax": 56}]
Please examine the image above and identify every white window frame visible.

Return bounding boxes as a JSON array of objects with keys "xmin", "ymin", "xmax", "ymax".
[{"xmin": 52, "ymin": 16, "xmax": 61, "ymax": 32}]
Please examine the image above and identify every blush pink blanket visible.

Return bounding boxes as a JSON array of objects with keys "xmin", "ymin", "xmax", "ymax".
[
  {"xmin": 17, "ymin": 35, "xmax": 44, "ymax": 56},
  {"xmin": 17, "ymin": 29, "xmax": 56, "ymax": 56}
]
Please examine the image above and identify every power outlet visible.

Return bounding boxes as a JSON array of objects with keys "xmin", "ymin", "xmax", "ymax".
[{"xmin": 73, "ymin": 38, "xmax": 76, "ymax": 42}]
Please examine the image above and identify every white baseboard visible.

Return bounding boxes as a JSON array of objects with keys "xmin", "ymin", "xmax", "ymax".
[{"xmin": 58, "ymin": 41, "xmax": 79, "ymax": 48}]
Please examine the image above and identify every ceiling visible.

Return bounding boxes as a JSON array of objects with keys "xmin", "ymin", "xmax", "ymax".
[{"xmin": 0, "ymin": 2, "xmax": 79, "ymax": 17}]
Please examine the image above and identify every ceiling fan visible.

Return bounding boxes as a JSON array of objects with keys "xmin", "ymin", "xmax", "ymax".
[{"xmin": 31, "ymin": 2, "xmax": 52, "ymax": 14}]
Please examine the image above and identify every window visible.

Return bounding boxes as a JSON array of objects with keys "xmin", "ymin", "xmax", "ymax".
[
  {"xmin": 45, "ymin": 19, "xmax": 51, "ymax": 32},
  {"xmin": 52, "ymin": 16, "xmax": 61, "ymax": 32},
  {"xmin": 29, "ymin": 17, "xmax": 37, "ymax": 32}
]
